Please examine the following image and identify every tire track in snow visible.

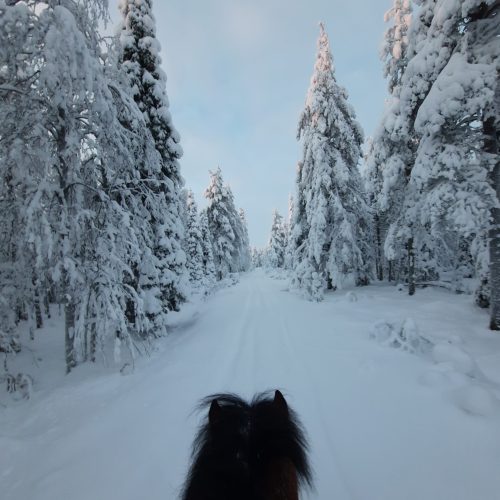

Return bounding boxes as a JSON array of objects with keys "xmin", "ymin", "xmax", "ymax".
[
  {"xmin": 212, "ymin": 279, "xmax": 258, "ymax": 394},
  {"xmin": 259, "ymin": 278, "xmax": 357, "ymax": 500}
]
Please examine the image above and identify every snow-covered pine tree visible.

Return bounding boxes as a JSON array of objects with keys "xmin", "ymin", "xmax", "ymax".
[
  {"xmin": 119, "ymin": 0, "xmax": 187, "ymax": 313},
  {"xmin": 199, "ymin": 209, "xmax": 216, "ymax": 291},
  {"xmin": 267, "ymin": 210, "xmax": 287, "ymax": 269},
  {"xmin": 204, "ymin": 168, "xmax": 236, "ymax": 280},
  {"xmin": 292, "ymin": 23, "xmax": 373, "ymax": 300},
  {"xmin": 185, "ymin": 190, "xmax": 204, "ymax": 291}
]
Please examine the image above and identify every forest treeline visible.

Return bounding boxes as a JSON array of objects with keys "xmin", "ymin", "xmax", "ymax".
[
  {"xmin": 0, "ymin": 0, "xmax": 250, "ymax": 376},
  {"xmin": 0, "ymin": 0, "xmax": 498, "ymax": 386},
  {"xmin": 259, "ymin": 1, "xmax": 499, "ymax": 330}
]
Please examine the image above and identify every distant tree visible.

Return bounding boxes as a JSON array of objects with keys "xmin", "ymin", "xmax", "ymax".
[
  {"xmin": 238, "ymin": 208, "xmax": 252, "ymax": 272},
  {"xmin": 267, "ymin": 210, "xmax": 287, "ymax": 269},
  {"xmin": 204, "ymin": 168, "xmax": 236, "ymax": 280},
  {"xmin": 289, "ymin": 162, "xmax": 308, "ymax": 286},
  {"xmin": 204, "ymin": 167, "xmax": 251, "ymax": 279},
  {"xmin": 199, "ymin": 209, "xmax": 216, "ymax": 291},
  {"xmin": 185, "ymin": 191, "xmax": 204, "ymax": 291},
  {"xmin": 284, "ymin": 195, "xmax": 294, "ymax": 270},
  {"xmin": 251, "ymin": 247, "xmax": 265, "ymax": 268}
]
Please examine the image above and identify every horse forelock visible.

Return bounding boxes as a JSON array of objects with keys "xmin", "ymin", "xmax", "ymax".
[{"xmin": 182, "ymin": 391, "xmax": 312, "ymax": 500}]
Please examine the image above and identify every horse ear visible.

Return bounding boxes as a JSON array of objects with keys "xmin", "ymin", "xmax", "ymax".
[
  {"xmin": 209, "ymin": 399, "xmax": 222, "ymax": 425},
  {"xmin": 273, "ymin": 390, "xmax": 289, "ymax": 416}
]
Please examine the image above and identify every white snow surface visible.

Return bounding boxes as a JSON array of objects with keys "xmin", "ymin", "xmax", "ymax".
[{"xmin": 1, "ymin": 270, "xmax": 500, "ymax": 500}]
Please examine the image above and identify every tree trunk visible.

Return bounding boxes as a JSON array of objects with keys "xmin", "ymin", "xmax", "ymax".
[
  {"xmin": 63, "ymin": 268, "xmax": 77, "ymax": 374},
  {"xmin": 486, "ymin": 109, "xmax": 500, "ymax": 330},
  {"xmin": 90, "ymin": 322, "xmax": 97, "ymax": 363},
  {"xmin": 44, "ymin": 290, "xmax": 50, "ymax": 318},
  {"xmin": 407, "ymin": 237, "xmax": 415, "ymax": 296},
  {"xmin": 466, "ymin": 0, "xmax": 500, "ymax": 329},
  {"xmin": 34, "ymin": 277, "xmax": 43, "ymax": 329},
  {"xmin": 375, "ymin": 214, "xmax": 383, "ymax": 281},
  {"xmin": 65, "ymin": 295, "xmax": 76, "ymax": 374}
]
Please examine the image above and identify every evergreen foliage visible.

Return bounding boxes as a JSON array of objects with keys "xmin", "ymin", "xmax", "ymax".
[
  {"xmin": 185, "ymin": 191, "xmax": 204, "ymax": 291},
  {"xmin": 290, "ymin": 24, "xmax": 373, "ymax": 300},
  {"xmin": 204, "ymin": 168, "xmax": 250, "ymax": 280},
  {"xmin": 119, "ymin": 0, "xmax": 187, "ymax": 313},
  {"xmin": 199, "ymin": 209, "xmax": 217, "ymax": 291},
  {"xmin": 267, "ymin": 210, "xmax": 287, "ymax": 269}
]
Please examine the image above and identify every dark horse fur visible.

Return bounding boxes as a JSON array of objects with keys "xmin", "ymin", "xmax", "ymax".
[{"xmin": 181, "ymin": 390, "xmax": 312, "ymax": 500}]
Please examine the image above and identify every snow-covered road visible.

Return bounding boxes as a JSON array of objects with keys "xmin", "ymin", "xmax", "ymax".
[{"xmin": 2, "ymin": 270, "xmax": 500, "ymax": 500}]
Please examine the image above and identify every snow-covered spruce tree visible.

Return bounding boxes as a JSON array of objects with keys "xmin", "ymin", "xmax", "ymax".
[
  {"xmin": 404, "ymin": 0, "xmax": 499, "ymax": 325},
  {"xmin": 363, "ymin": 138, "xmax": 384, "ymax": 281},
  {"xmin": 204, "ymin": 168, "xmax": 236, "ymax": 280},
  {"xmin": 204, "ymin": 167, "xmax": 250, "ymax": 279},
  {"xmin": 461, "ymin": 0, "xmax": 499, "ymax": 329},
  {"xmin": 184, "ymin": 190, "xmax": 204, "ymax": 291},
  {"xmin": 199, "ymin": 209, "xmax": 216, "ymax": 291},
  {"xmin": 289, "ymin": 162, "xmax": 309, "ymax": 287},
  {"xmin": 379, "ymin": 0, "xmax": 440, "ymax": 295},
  {"xmin": 119, "ymin": 0, "xmax": 187, "ymax": 313},
  {"xmin": 238, "ymin": 208, "xmax": 252, "ymax": 272},
  {"xmin": 223, "ymin": 184, "xmax": 249, "ymax": 273},
  {"xmin": 292, "ymin": 24, "xmax": 373, "ymax": 300},
  {"xmin": 380, "ymin": 0, "xmax": 413, "ymax": 96},
  {"xmin": 267, "ymin": 210, "xmax": 287, "ymax": 269},
  {"xmin": 284, "ymin": 195, "xmax": 294, "ymax": 270},
  {"xmin": 364, "ymin": 0, "xmax": 413, "ymax": 282}
]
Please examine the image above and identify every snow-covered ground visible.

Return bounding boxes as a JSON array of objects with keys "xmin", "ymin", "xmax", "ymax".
[{"xmin": 1, "ymin": 269, "xmax": 500, "ymax": 500}]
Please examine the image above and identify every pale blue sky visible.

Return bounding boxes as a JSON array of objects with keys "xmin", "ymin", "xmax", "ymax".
[{"xmin": 110, "ymin": 0, "xmax": 392, "ymax": 247}]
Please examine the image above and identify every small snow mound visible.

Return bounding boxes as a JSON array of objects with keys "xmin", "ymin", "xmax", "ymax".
[
  {"xmin": 453, "ymin": 385, "xmax": 497, "ymax": 417},
  {"xmin": 370, "ymin": 321, "xmax": 392, "ymax": 343},
  {"xmin": 396, "ymin": 283, "xmax": 405, "ymax": 292},
  {"xmin": 419, "ymin": 364, "xmax": 469, "ymax": 388},
  {"xmin": 346, "ymin": 291, "xmax": 358, "ymax": 302},
  {"xmin": 370, "ymin": 318, "xmax": 432, "ymax": 354},
  {"xmin": 419, "ymin": 369, "xmax": 448, "ymax": 387},
  {"xmin": 120, "ymin": 362, "xmax": 134, "ymax": 376},
  {"xmin": 432, "ymin": 343, "xmax": 474, "ymax": 375}
]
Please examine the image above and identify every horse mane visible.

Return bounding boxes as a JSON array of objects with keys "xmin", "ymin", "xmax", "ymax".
[{"xmin": 181, "ymin": 391, "xmax": 312, "ymax": 500}]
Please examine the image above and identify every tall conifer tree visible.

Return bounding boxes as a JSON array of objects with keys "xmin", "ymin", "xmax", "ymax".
[
  {"xmin": 119, "ymin": 0, "xmax": 187, "ymax": 313},
  {"xmin": 291, "ymin": 24, "xmax": 372, "ymax": 300}
]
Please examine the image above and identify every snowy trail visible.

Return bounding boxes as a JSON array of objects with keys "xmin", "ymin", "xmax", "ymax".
[{"xmin": 2, "ymin": 270, "xmax": 500, "ymax": 500}]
